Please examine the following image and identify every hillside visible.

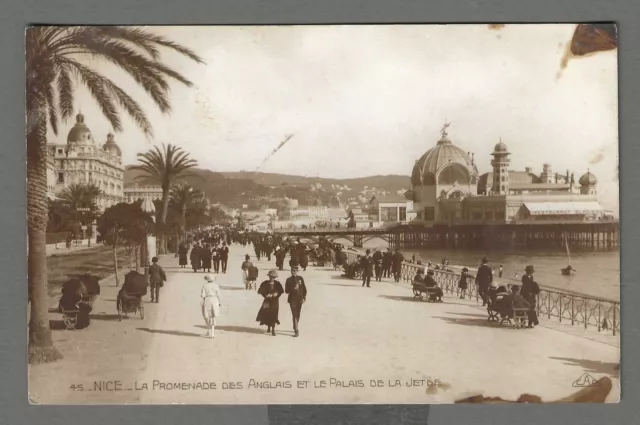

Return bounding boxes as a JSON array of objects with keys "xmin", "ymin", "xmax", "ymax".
[
  {"xmin": 124, "ymin": 167, "xmax": 411, "ymax": 209},
  {"xmin": 219, "ymin": 171, "xmax": 411, "ymax": 192}
]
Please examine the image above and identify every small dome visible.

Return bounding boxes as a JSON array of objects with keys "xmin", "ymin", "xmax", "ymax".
[
  {"xmin": 493, "ymin": 140, "xmax": 509, "ymax": 153},
  {"xmin": 102, "ymin": 132, "xmax": 122, "ymax": 156},
  {"xmin": 412, "ymin": 126, "xmax": 475, "ymax": 186},
  {"xmin": 67, "ymin": 113, "xmax": 93, "ymax": 145},
  {"xmin": 579, "ymin": 170, "xmax": 597, "ymax": 186}
]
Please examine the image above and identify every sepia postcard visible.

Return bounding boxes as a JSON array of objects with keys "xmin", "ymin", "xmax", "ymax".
[{"xmin": 27, "ymin": 24, "xmax": 620, "ymax": 405}]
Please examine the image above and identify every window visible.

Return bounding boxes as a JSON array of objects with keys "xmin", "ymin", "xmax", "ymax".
[
  {"xmin": 472, "ymin": 207, "xmax": 483, "ymax": 220},
  {"xmin": 57, "ymin": 172, "xmax": 64, "ymax": 183},
  {"xmin": 424, "ymin": 207, "xmax": 435, "ymax": 221},
  {"xmin": 484, "ymin": 207, "xmax": 494, "ymax": 220},
  {"xmin": 399, "ymin": 207, "xmax": 407, "ymax": 221},
  {"xmin": 57, "ymin": 149, "xmax": 63, "ymax": 155},
  {"xmin": 496, "ymin": 207, "xmax": 505, "ymax": 220}
]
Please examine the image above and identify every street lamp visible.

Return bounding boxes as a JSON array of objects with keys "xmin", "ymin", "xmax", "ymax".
[
  {"xmin": 141, "ymin": 197, "xmax": 156, "ymax": 269},
  {"xmin": 76, "ymin": 207, "xmax": 91, "ymax": 246}
]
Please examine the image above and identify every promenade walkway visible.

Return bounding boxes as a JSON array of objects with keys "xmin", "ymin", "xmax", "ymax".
[{"xmin": 29, "ymin": 245, "xmax": 620, "ymax": 405}]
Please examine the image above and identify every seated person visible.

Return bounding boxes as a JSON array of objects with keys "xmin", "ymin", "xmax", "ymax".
[
  {"xmin": 117, "ymin": 271, "xmax": 147, "ymax": 306},
  {"xmin": 59, "ymin": 278, "xmax": 92, "ymax": 329},
  {"xmin": 413, "ymin": 268, "xmax": 426, "ymax": 284},
  {"xmin": 508, "ymin": 285, "xmax": 531, "ymax": 319},
  {"xmin": 424, "ymin": 270, "xmax": 444, "ymax": 302},
  {"xmin": 492, "ymin": 285, "xmax": 511, "ymax": 317}
]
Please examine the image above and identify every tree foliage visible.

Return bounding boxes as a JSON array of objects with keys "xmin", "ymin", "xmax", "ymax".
[{"xmin": 97, "ymin": 201, "xmax": 154, "ymax": 249}]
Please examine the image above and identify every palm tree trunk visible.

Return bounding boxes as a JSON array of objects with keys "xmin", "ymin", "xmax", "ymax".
[
  {"xmin": 112, "ymin": 242, "xmax": 120, "ymax": 286},
  {"xmin": 181, "ymin": 204, "xmax": 187, "ymax": 245},
  {"xmin": 158, "ymin": 186, "xmax": 171, "ymax": 254},
  {"xmin": 27, "ymin": 111, "xmax": 62, "ymax": 364}
]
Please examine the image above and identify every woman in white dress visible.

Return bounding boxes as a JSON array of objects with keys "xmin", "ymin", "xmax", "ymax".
[{"xmin": 201, "ymin": 274, "xmax": 222, "ymax": 338}]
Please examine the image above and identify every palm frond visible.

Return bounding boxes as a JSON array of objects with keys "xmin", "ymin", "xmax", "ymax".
[{"xmin": 56, "ymin": 64, "xmax": 74, "ymax": 119}]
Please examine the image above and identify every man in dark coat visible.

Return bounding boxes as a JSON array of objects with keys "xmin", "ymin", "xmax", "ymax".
[
  {"xmin": 178, "ymin": 242, "xmax": 189, "ymax": 268},
  {"xmin": 299, "ymin": 243, "xmax": 309, "ymax": 271},
  {"xmin": 201, "ymin": 244, "xmax": 212, "ymax": 273},
  {"xmin": 360, "ymin": 249, "xmax": 374, "ymax": 287},
  {"xmin": 392, "ymin": 248, "xmax": 404, "ymax": 282},
  {"xmin": 382, "ymin": 248, "xmax": 393, "ymax": 278},
  {"xmin": 424, "ymin": 269, "xmax": 444, "ymax": 302},
  {"xmin": 475, "ymin": 257, "xmax": 493, "ymax": 306},
  {"xmin": 520, "ymin": 265, "xmax": 540, "ymax": 327},
  {"xmin": 372, "ymin": 248, "xmax": 383, "ymax": 282},
  {"xmin": 220, "ymin": 242, "xmax": 229, "ymax": 273},
  {"xmin": 149, "ymin": 256, "xmax": 167, "ymax": 303},
  {"xmin": 275, "ymin": 246, "xmax": 286, "ymax": 270},
  {"xmin": 285, "ymin": 264, "xmax": 307, "ymax": 337}
]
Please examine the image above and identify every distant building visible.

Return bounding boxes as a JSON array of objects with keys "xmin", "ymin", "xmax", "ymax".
[
  {"xmin": 124, "ymin": 184, "xmax": 163, "ymax": 204},
  {"xmin": 369, "ymin": 194, "xmax": 414, "ymax": 224},
  {"xmin": 410, "ymin": 124, "xmax": 605, "ymax": 224},
  {"xmin": 47, "ymin": 113, "xmax": 125, "ymax": 210}
]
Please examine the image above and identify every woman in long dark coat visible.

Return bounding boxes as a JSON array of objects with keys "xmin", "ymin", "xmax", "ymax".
[
  {"xmin": 256, "ymin": 269, "xmax": 284, "ymax": 336},
  {"xmin": 190, "ymin": 242, "xmax": 202, "ymax": 272},
  {"xmin": 178, "ymin": 242, "xmax": 189, "ymax": 268},
  {"xmin": 202, "ymin": 244, "xmax": 213, "ymax": 273}
]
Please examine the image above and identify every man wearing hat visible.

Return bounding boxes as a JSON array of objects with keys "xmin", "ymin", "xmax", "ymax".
[
  {"xmin": 372, "ymin": 248, "xmax": 384, "ymax": 282},
  {"xmin": 392, "ymin": 248, "xmax": 404, "ymax": 282},
  {"xmin": 360, "ymin": 249, "xmax": 374, "ymax": 287},
  {"xmin": 520, "ymin": 265, "xmax": 540, "ymax": 327},
  {"xmin": 475, "ymin": 257, "xmax": 493, "ymax": 306},
  {"xmin": 148, "ymin": 257, "xmax": 167, "ymax": 303},
  {"xmin": 285, "ymin": 264, "xmax": 307, "ymax": 337}
]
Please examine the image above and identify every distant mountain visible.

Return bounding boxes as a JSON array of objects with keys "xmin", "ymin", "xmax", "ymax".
[
  {"xmin": 219, "ymin": 171, "xmax": 411, "ymax": 192},
  {"xmin": 124, "ymin": 167, "xmax": 411, "ymax": 209}
]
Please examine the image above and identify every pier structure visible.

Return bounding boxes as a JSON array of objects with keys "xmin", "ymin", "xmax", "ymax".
[{"xmin": 274, "ymin": 220, "xmax": 620, "ymax": 251}]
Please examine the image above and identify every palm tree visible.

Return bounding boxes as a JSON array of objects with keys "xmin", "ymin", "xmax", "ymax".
[
  {"xmin": 131, "ymin": 144, "xmax": 199, "ymax": 254},
  {"xmin": 26, "ymin": 26, "xmax": 203, "ymax": 363},
  {"xmin": 170, "ymin": 184, "xmax": 204, "ymax": 242},
  {"xmin": 58, "ymin": 183, "xmax": 102, "ymax": 210}
]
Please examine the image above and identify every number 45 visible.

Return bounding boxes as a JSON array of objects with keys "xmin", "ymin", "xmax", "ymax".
[{"xmin": 70, "ymin": 384, "xmax": 84, "ymax": 391}]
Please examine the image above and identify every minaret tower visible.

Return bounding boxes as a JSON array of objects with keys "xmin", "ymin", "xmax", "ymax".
[{"xmin": 491, "ymin": 138, "xmax": 511, "ymax": 195}]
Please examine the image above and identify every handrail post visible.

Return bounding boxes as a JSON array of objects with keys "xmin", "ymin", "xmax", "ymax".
[{"xmin": 570, "ymin": 296, "xmax": 574, "ymax": 326}]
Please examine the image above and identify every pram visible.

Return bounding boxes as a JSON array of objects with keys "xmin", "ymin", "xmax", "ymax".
[{"xmin": 486, "ymin": 286, "xmax": 511, "ymax": 324}]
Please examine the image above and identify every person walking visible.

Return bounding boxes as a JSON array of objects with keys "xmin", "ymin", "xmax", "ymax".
[
  {"xmin": 475, "ymin": 257, "xmax": 493, "ymax": 306},
  {"xmin": 220, "ymin": 242, "xmax": 229, "ymax": 273},
  {"xmin": 392, "ymin": 248, "xmax": 404, "ymax": 282},
  {"xmin": 458, "ymin": 267, "xmax": 469, "ymax": 299},
  {"xmin": 200, "ymin": 274, "xmax": 222, "ymax": 338},
  {"xmin": 256, "ymin": 270, "xmax": 284, "ymax": 336},
  {"xmin": 360, "ymin": 249, "xmax": 374, "ymax": 287},
  {"xmin": 372, "ymin": 248, "xmax": 383, "ymax": 282},
  {"xmin": 299, "ymin": 244, "xmax": 309, "ymax": 272},
  {"xmin": 520, "ymin": 265, "xmax": 540, "ymax": 328},
  {"xmin": 285, "ymin": 264, "xmax": 307, "ymax": 337},
  {"xmin": 499, "ymin": 264, "xmax": 504, "ymax": 278},
  {"xmin": 190, "ymin": 242, "xmax": 202, "ymax": 273},
  {"xmin": 241, "ymin": 254, "xmax": 255, "ymax": 290},
  {"xmin": 382, "ymin": 248, "xmax": 392, "ymax": 278},
  {"xmin": 212, "ymin": 245, "xmax": 221, "ymax": 273},
  {"xmin": 178, "ymin": 242, "xmax": 189, "ymax": 268},
  {"xmin": 149, "ymin": 257, "xmax": 167, "ymax": 303},
  {"xmin": 202, "ymin": 243, "xmax": 213, "ymax": 273}
]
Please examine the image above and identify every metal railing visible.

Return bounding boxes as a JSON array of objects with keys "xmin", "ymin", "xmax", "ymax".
[{"xmin": 342, "ymin": 251, "xmax": 619, "ymax": 336}]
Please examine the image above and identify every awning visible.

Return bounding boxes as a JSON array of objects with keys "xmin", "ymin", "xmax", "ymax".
[{"xmin": 524, "ymin": 202, "xmax": 604, "ymax": 216}]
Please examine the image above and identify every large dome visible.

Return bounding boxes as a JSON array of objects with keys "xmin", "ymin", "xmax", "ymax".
[
  {"xmin": 579, "ymin": 170, "xmax": 597, "ymax": 186},
  {"xmin": 411, "ymin": 126, "xmax": 476, "ymax": 186},
  {"xmin": 103, "ymin": 133, "xmax": 122, "ymax": 156},
  {"xmin": 67, "ymin": 113, "xmax": 94, "ymax": 145}
]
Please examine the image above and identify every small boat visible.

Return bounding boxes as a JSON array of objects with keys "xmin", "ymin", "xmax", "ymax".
[{"xmin": 561, "ymin": 235, "xmax": 576, "ymax": 275}]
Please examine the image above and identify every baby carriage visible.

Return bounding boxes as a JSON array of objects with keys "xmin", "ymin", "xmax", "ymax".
[
  {"xmin": 117, "ymin": 292, "xmax": 145, "ymax": 320},
  {"xmin": 59, "ymin": 278, "xmax": 99, "ymax": 330},
  {"xmin": 486, "ymin": 286, "xmax": 511, "ymax": 324}
]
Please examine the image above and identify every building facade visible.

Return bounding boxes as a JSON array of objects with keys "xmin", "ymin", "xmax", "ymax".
[
  {"xmin": 124, "ymin": 184, "xmax": 164, "ymax": 204},
  {"xmin": 411, "ymin": 124, "xmax": 605, "ymax": 224},
  {"xmin": 47, "ymin": 113, "xmax": 125, "ymax": 210}
]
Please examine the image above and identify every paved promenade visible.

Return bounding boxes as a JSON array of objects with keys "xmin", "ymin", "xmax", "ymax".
[{"xmin": 29, "ymin": 245, "xmax": 620, "ymax": 404}]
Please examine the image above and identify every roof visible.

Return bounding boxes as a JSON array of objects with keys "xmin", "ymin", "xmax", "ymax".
[
  {"xmin": 370, "ymin": 194, "xmax": 408, "ymax": 204},
  {"xmin": 510, "ymin": 183, "xmax": 570, "ymax": 190},
  {"xmin": 524, "ymin": 202, "xmax": 604, "ymax": 215}
]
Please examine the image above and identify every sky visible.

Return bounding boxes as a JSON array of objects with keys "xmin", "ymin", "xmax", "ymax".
[{"xmin": 51, "ymin": 24, "xmax": 619, "ymax": 212}]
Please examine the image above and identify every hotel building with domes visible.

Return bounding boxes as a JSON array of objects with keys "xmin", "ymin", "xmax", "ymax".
[
  {"xmin": 410, "ymin": 124, "xmax": 607, "ymax": 225},
  {"xmin": 47, "ymin": 113, "xmax": 125, "ymax": 210}
]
